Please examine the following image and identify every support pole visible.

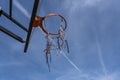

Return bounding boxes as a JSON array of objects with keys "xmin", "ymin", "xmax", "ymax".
[
  {"xmin": 24, "ymin": 0, "xmax": 40, "ymax": 52},
  {"xmin": 9, "ymin": 0, "xmax": 13, "ymax": 17},
  {"xmin": 0, "ymin": 7, "xmax": 2, "ymax": 16}
]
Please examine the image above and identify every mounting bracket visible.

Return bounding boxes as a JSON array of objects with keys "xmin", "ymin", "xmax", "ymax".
[{"xmin": 0, "ymin": 25, "xmax": 25, "ymax": 43}]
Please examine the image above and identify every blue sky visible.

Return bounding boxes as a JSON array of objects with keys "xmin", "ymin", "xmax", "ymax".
[{"xmin": 0, "ymin": 0, "xmax": 120, "ymax": 80}]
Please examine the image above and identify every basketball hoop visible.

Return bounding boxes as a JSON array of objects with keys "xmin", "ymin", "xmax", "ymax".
[
  {"xmin": 32, "ymin": 13, "xmax": 69, "ymax": 71},
  {"xmin": 32, "ymin": 14, "xmax": 67, "ymax": 35}
]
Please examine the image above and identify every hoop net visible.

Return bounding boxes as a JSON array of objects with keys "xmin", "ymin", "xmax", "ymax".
[{"xmin": 32, "ymin": 13, "xmax": 69, "ymax": 71}]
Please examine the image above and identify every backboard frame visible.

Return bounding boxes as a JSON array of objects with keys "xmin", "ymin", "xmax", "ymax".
[
  {"xmin": 0, "ymin": 0, "xmax": 40, "ymax": 52},
  {"xmin": 24, "ymin": 0, "xmax": 40, "ymax": 52}
]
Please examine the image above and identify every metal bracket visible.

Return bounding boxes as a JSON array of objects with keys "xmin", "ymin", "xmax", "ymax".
[
  {"xmin": 0, "ymin": 25, "xmax": 25, "ymax": 43},
  {"xmin": 1, "ymin": 10, "xmax": 28, "ymax": 32}
]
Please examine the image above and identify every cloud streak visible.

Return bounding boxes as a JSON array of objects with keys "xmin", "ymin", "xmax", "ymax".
[
  {"xmin": 13, "ymin": 0, "xmax": 31, "ymax": 18},
  {"xmin": 94, "ymin": 27, "xmax": 108, "ymax": 75},
  {"xmin": 64, "ymin": 0, "xmax": 108, "ymax": 76},
  {"xmin": 96, "ymin": 39, "xmax": 108, "ymax": 75},
  {"xmin": 61, "ymin": 51, "xmax": 81, "ymax": 72}
]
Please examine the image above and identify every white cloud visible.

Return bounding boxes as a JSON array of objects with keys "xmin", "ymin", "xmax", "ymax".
[
  {"xmin": 82, "ymin": 0, "xmax": 101, "ymax": 7},
  {"xmin": 63, "ymin": 0, "xmax": 102, "ymax": 14},
  {"xmin": 56, "ymin": 69, "xmax": 120, "ymax": 80},
  {"xmin": 96, "ymin": 72, "xmax": 120, "ymax": 80},
  {"xmin": 56, "ymin": 69, "xmax": 89, "ymax": 80},
  {"xmin": 13, "ymin": 0, "xmax": 31, "ymax": 18}
]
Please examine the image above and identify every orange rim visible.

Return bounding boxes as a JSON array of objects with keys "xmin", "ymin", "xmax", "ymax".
[{"xmin": 32, "ymin": 13, "xmax": 67, "ymax": 36}]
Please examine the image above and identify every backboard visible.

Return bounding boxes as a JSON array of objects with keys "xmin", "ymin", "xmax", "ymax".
[{"xmin": 0, "ymin": 0, "xmax": 40, "ymax": 52}]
